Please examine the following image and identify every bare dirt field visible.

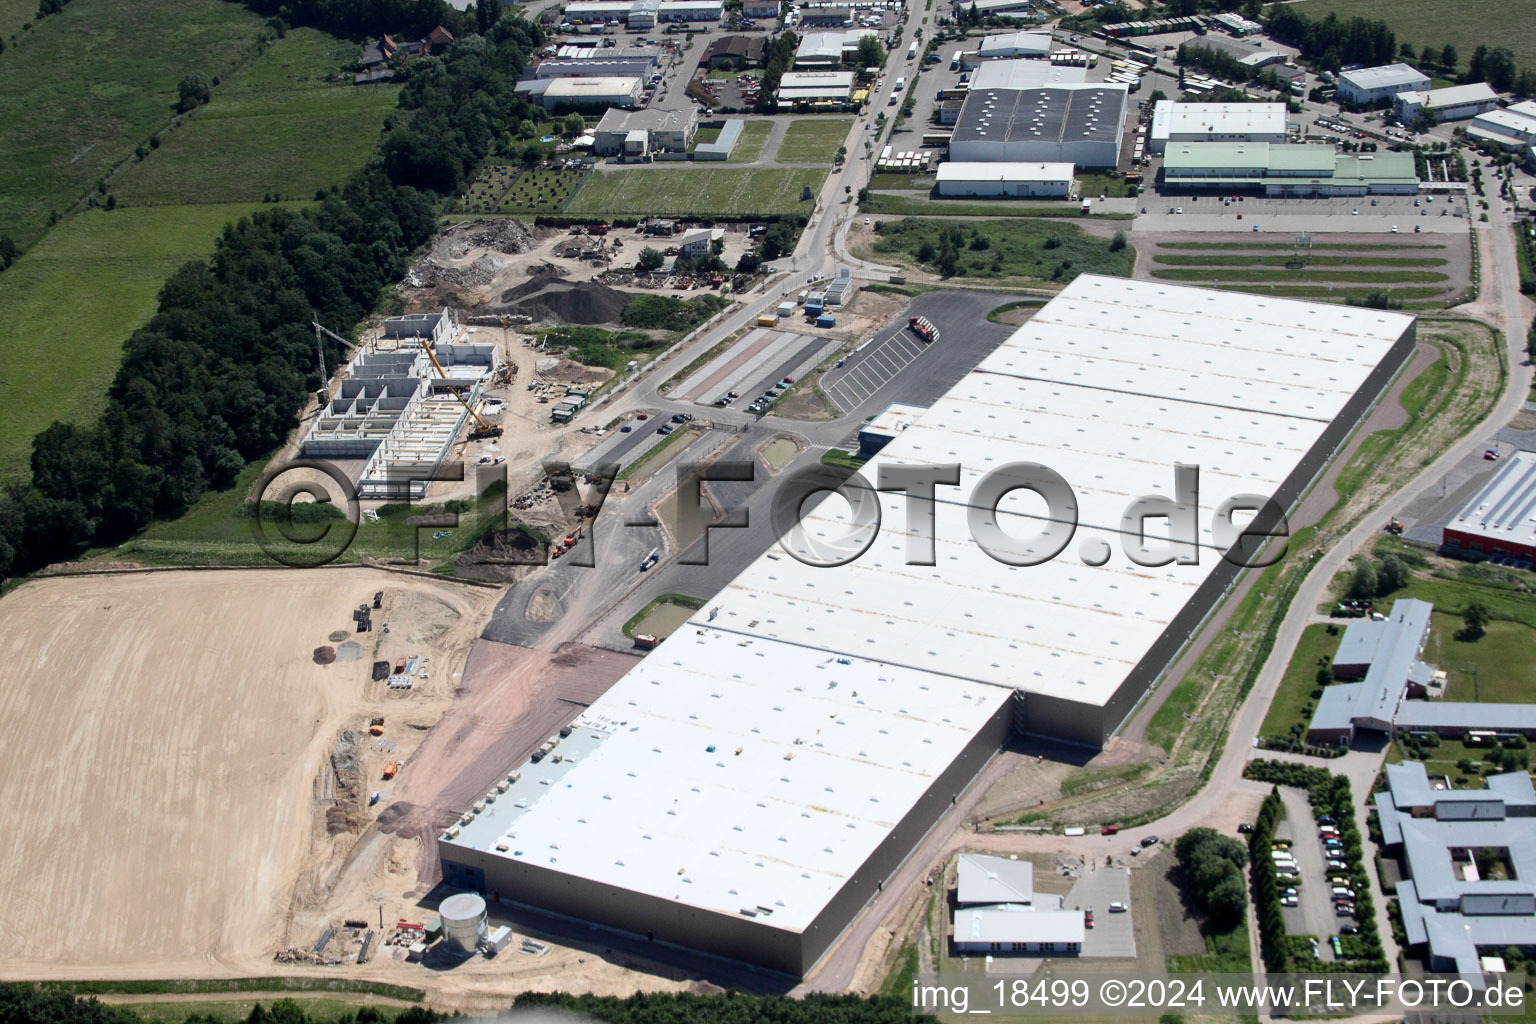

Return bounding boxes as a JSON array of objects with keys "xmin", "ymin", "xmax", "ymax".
[{"xmin": 0, "ymin": 568, "xmax": 495, "ymax": 979}]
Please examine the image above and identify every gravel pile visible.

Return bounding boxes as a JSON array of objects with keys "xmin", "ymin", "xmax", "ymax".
[{"xmin": 492, "ymin": 279, "xmax": 632, "ymax": 324}]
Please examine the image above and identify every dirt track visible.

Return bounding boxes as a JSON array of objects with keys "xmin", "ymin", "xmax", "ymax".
[{"xmin": 0, "ymin": 568, "xmax": 494, "ymax": 979}]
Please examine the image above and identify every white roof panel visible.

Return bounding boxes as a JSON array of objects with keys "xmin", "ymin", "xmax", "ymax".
[
  {"xmin": 441, "ymin": 275, "xmax": 1411, "ymax": 947},
  {"xmin": 1150, "ymin": 100, "xmax": 1287, "ymax": 143}
]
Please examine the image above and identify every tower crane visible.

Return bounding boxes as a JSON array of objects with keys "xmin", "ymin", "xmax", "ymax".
[{"xmin": 312, "ymin": 318, "xmax": 359, "ymax": 408}]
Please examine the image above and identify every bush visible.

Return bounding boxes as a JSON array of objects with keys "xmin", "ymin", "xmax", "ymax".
[{"xmin": 619, "ymin": 294, "xmax": 730, "ymax": 331}]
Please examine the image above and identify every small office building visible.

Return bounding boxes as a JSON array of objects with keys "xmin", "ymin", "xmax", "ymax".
[
  {"xmin": 1161, "ymin": 142, "xmax": 1419, "ymax": 196},
  {"xmin": 1337, "ymin": 63, "xmax": 1430, "ymax": 106},
  {"xmin": 1394, "ymin": 83, "xmax": 1499, "ymax": 124}
]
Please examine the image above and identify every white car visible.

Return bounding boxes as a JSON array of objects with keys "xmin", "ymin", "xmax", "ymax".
[
  {"xmin": 1175, "ymin": 207, "xmax": 1183, "ymax": 214},
  {"xmin": 1108, "ymin": 901, "xmax": 1128, "ymax": 913}
]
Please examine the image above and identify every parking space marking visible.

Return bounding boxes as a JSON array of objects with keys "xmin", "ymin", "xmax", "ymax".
[{"xmin": 824, "ymin": 325, "xmax": 931, "ymax": 411}]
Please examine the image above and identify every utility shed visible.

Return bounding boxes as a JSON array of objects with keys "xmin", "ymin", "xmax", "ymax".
[
  {"xmin": 439, "ymin": 275, "xmax": 1415, "ymax": 977},
  {"xmin": 935, "ymin": 161, "xmax": 1073, "ymax": 197}
]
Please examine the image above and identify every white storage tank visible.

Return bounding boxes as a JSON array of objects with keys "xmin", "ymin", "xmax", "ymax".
[{"xmin": 439, "ymin": 892, "xmax": 488, "ymax": 953}]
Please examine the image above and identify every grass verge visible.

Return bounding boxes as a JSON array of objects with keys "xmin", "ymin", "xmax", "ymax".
[
  {"xmin": 34, "ymin": 979, "xmax": 423, "ymax": 1000},
  {"xmin": 568, "ymin": 167, "xmax": 827, "ymax": 218},
  {"xmin": 863, "ymin": 193, "xmax": 1135, "ymax": 219}
]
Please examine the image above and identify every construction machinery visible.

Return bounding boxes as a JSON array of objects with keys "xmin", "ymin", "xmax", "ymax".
[
  {"xmin": 383, "ymin": 761, "xmax": 399, "ymax": 780},
  {"xmin": 369, "ymin": 717, "xmax": 385, "ymax": 736},
  {"xmin": 418, "ymin": 337, "xmax": 504, "ymax": 441},
  {"xmin": 1385, "ymin": 517, "xmax": 1404, "ymax": 535},
  {"xmin": 634, "ymin": 633, "xmax": 659, "ymax": 650},
  {"xmin": 312, "ymin": 318, "xmax": 360, "ymax": 407}
]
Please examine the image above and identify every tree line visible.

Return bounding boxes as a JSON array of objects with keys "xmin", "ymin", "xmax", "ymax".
[
  {"xmin": 0, "ymin": 986, "xmax": 443, "ymax": 1024},
  {"xmin": 0, "ymin": 3, "xmax": 547, "ymax": 582},
  {"xmin": 1263, "ymin": 8, "xmax": 1396, "ymax": 73}
]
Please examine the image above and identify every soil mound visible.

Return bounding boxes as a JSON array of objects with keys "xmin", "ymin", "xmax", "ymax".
[
  {"xmin": 313, "ymin": 645, "xmax": 337, "ymax": 665},
  {"xmin": 445, "ymin": 219, "xmax": 536, "ymax": 259},
  {"xmin": 492, "ymin": 278, "xmax": 631, "ymax": 324}
]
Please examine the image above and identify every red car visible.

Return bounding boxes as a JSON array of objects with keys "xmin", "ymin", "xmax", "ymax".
[
  {"xmin": 1101, "ymin": 825, "xmax": 1118, "ymax": 835},
  {"xmin": 637, "ymin": 413, "xmax": 649, "ymax": 420},
  {"xmin": 1084, "ymin": 908, "xmax": 1095, "ymax": 929}
]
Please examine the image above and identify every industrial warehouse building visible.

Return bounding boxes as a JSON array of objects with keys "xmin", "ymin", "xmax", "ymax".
[
  {"xmin": 1337, "ymin": 63, "xmax": 1430, "ymax": 107},
  {"xmin": 532, "ymin": 56, "xmax": 657, "ymax": 80},
  {"xmin": 1160, "ymin": 142, "xmax": 1419, "ymax": 196},
  {"xmin": 438, "ymin": 276, "xmax": 1416, "ymax": 976},
  {"xmin": 793, "ymin": 29, "xmax": 875, "ymax": 67},
  {"xmin": 934, "ymin": 161, "xmax": 1073, "ymax": 197},
  {"xmin": 777, "ymin": 70, "xmax": 857, "ymax": 108},
  {"xmin": 302, "ymin": 310, "xmax": 500, "ymax": 499},
  {"xmin": 948, "ymin": 61, "xmax": 1129, "ymax": 168},
  {"xmin": 517, "ymin": 75, "xmax": 644, "ymax": 110},
  {"xmin": 977, "ymin": 31, "xmax": 1052, "ymax": 59},
  {"xmin": 1147, "ymin": 100, "xmax": 1288, "ymax": 154},
  {"xmin": 1469, "ymin": 100, "xmax": 1536, "ymax": 150},
  {"xmin": 1443, "ymin": 449, "xmax": 1536, "ymax": 560},
  {"xmin": 1394, "ymin": 83, "xmax": 1499, "ymax": 124}
]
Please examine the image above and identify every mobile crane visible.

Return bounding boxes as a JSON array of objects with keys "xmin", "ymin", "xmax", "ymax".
[{"xmin": 418, "ymin": 336, "xmax": 504, "ymax": 441}]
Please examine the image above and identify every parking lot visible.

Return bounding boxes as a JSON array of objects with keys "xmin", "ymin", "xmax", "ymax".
[
  {"xmin": 1274, "ymin": 786, "xmax": 1355, "ymax": 961},
  {"xmin": 818, "ymin": 290, "xmax": 1017, "ymax": 419},
  {"xmin": 1065, "ymin": 866, "xmax": 1136, "ymax": 958}
]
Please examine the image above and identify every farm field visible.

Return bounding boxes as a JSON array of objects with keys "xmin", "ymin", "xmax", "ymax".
[
  {"xmin": 773, "ymin": 118, "xmax": 853, "ymax": 163},
  {"xmin": 859, "ymin": 217, "xmax": 1134, "ymax": 282},
  {"xmin": 111, "ymin": 29, "xmax": 398, "ymax": 206},
  {"xmin": 0, "ymin": 203, "xmax": 294, "ymax": 475},
  {"xmin": 0, "ymin": 0, "xmax": 268, "ymax": 245},
  {"xmin": 0, "ymin": 569, "xmax": 496, "ymax": 976},
  {"xmin": 0, "ymin": 0, "xmax": 33, "ymax": 39},
  {"xmin": 1294, "ymin": 0, "xmax": 1536, "ymax": 76},
  {"xmin": 566, "ymin": 166, "xmax": 826, "ymax": 217}
]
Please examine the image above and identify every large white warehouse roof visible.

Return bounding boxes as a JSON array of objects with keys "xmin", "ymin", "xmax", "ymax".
[
  {"xmin": 1149, "ymin": 100, "xmax": 1288, "ymax": 145},
  {"xmin": 440, "ymin": 275, "xmax": 1414, "ymax": 974}
]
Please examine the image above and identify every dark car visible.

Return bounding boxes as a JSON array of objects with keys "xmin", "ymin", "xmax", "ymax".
[
  {"xmin": 1340, "ymin": 925, "xmax": 1360, "ymax": 935},
  {"xmin": 657, "ymin": 424, "xmax": 672, "ymax": 434},
  {"xmin": 620, "ymin": 425, "xmax": 633, "ymax": 432},
  {"xmin": 1238, "ymin": 823, "xmax": 1254, "ymax": 834},
  {"xmin": 1140, "ymin": 835, "xmax": 1159, "ymax": 848}
]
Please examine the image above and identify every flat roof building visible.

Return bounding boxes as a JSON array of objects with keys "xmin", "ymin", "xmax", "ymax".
[
  {"xmin": 1161, "ymin": 142, "xmax": 1418, "ymax": 196},
  {"xmin": 534, "ymin": 76, "xmax": 644, "ymax": 110},
  {"xmin": 657, "ymin": 0, "xmax": 723, "ymax": 20},
  {"xmin": 953, "ymin": 905, "xmax": 1084, "ymax": 955},
  {"xmin": 794, "ymin": 29, "xmax": 873, "ymax": 66},
  {"xmin": 592, "ymin": 106, "xmax": 697, "ymax": 159},
  {"xmin": 978, "ymin": 31, "xmax": 1052, "ymax": 59},
  {"xmin": 777, "ymin": 70, "xmax": 857, "ymax": 107},
  {"xmin": 1376, "ymin": 762, "xmax": 1536, "ymax": 974},
  {"xmin": 950, "ymin": 62, "xmax": 1128, "ymax": 168},
  {"xmin": 439, "ymin": 275, "xmax": 1415, "ymax": 976},
  {"xmin": 533, "ymin": 56, "xmax": 657, "ymax": 79},
  {"xmin": 1337, "ymin": 63, "xmax": 1430, "ymax": 107},
  {"xmin": 1443, "ymin": 449, "xmax": 1536, "ymax": 560},
  {"xmin": 1148, "ymin": 100, "xmax": 1288, "ymax": 153},
  {"xmin": 1394, "ymin": 83, "xmax": 1499, "ymax": 124},
  {"xmin": 1306, "ymin": 599, "xmax": 1434, "ymax": 745},
  {"xmin": 935, "ymin": 160, "xmax": 1073, "ymax": 197},
  {"xmin": 1469, "ymin": 105, "xmax": 1536, "ymax": 150}
]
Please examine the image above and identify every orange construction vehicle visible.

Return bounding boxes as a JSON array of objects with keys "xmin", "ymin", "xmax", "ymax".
[
  {"xmin": 369, "ymin": 717, "xmax": 385, "ymax": 736},
  {"xmin": 383, "ymin": 761, "xmax": 399, "ymax": 780}
]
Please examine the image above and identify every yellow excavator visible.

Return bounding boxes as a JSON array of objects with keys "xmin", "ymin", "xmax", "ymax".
[{"xmin": 419, "ymin": 337, "xmax": 503, "ymax": 441}]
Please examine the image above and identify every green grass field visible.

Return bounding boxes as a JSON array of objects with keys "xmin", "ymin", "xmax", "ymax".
[
  {"xmin": 111, "ymin": 29, "xmax": 398, "ymax": 206},
  {"xmin": 567, "ymin": 166, "xmax": 826, "ymax": 217},
  {"xmin": 773, "ymin": 118, "xmax": 853, "ymax": 163},
  {"xmin": 865, "ymin": 217, "xmax": 1134, "ymax": 282},
  {"xmin": 862, "ymin": 192, "xmax": 1135, "ymax": 218},
  {"xmin": 116, "ymin": 999, "xmax": 408, "ymax": 1023},
  {"xmin": 1424, "ymin": 611, "xmax": 1536, "ymax": 702},
  {"xmin": 0, "ymin": 0, "xmax": 268, "ymax": 244},
  {"xmin": 1293, "ymin": 0, "xmax": 1536, "ymax": 78},
  {"xmin": 726, "ymin": 119, "xmax": 774, "ymax": 163},
  {"xmin": 1260, "ymin": 624, "xmax": 1345, "ymax": 740},
  {"xmin": 0, "ymin": 0, "xmax": 35, "ymax": 39},
  {"xmin": 0, "ymin": 203, "xmax": 292, "ymax": 475}
]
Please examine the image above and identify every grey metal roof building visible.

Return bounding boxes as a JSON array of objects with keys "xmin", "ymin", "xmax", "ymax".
[
  {"xmin": 1337, "ymin": 63, "xmax": 1430, "ymax": 106},
  {"xmin": 948, "ymin": 63, "xmax": 1130, "ymax": 168},
  {"xmin": 1443, "ymin": 449, "xmax": 1536, "ymax": 560},
  {"xmin": 1375, "ymin": 762, "xmax": 1536, "ymax": 973},
  {"xmin": 438, "ymin": 276, "xmax": 1415, "ymax": 977},
  {"xmin": 957, "ymin": 854, "xmax": 1035, "ymax": 905}
]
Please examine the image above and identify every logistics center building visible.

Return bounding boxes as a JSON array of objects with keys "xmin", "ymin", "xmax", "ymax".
[{"xmin": 439, "ymin": 276, "xmax": 1416, "ymax": 976}]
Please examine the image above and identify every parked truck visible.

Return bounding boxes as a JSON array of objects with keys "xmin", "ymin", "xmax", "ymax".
[{"xmin": 908, "ymin": 316, "xmax": 939, "ymax": 343}]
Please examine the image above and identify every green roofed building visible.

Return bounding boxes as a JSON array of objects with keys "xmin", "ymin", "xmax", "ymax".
[{"xmin": 1161, "ymin": 142, "xmax": 1418, "ymax": 196}]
